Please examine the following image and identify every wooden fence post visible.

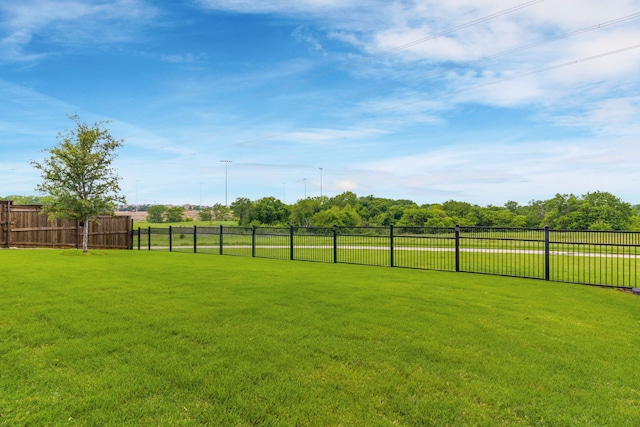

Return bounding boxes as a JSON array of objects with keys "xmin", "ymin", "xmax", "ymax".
[{"xmin": 3, "ymin": 201, "xmax": 11, "ymax": 248}]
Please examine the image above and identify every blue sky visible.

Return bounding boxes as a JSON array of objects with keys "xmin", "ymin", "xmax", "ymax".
[{"xmin": 1, "ymin": 0, "xmax": 640, "ymax": 207}]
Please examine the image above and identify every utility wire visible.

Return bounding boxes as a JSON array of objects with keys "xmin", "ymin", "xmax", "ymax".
[
  {"xmin": 326, "ymin": 12, "xmax": 640, "ymax": 108},
  {"xmin": 376, "ymin": 0, "xmax": 545, "ymax": 56},
  {"xmin": 232, "ymin": 43, "xmax": 640, "ymax": 146},
  {"xmin": 381, "ymin": 43, "xmax": 640, "ymax": 112},
  {"xmin": 229, "ymin": 11, "xmax": 640, "ymax": 147},
  {"xmin": 208, "ymin": 0, "xmax": 548, "ymax": 133}
]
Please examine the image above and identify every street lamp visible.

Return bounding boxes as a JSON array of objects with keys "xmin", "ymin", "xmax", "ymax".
[
  {"xmin": 135, "ymin": 179, "xmax": 140, "ymax": 212},
  {"xmin": 220, "ymin": 160, "xmax": 232, "ymax": 206},
  {"xmin": 303, "ymin": 178, "xmax": 307, "ymax": 199},
  {"xmin": 319, "ymin": 167, "xmax": 323, "ymax": 200}
]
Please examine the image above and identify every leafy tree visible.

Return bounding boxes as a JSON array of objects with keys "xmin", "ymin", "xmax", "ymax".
[
  {"xmin": 31, "ymin": 115, "xmax": 125, "ymax": 252},
  {"xmin": 424, "ymin": 205, "xmax": 456, "ymax": 227},
  {"xmin": 252, "ymin": 197, "xmax": 290, "ymax": 225},
  {"xmin": 504, "ymin": 200, "xmax": 524, "ymax": 214},
  {"xmin": 147, "ymin": 205, "xmax": 166, "ymax": 223},
  {"xmin": 290, "ymin": 197, "xmax": 323, "ymax": 226},
  {"xmin": 310, "ymin": 205, "xmax": 361, "ymax": 227},
  {"xmin": 357, "ymin": 195, "xmax": 411, "ymax": 226},
  {"xmin": 579, "ymin": 191, "xmax": 633, "ymax": 230},
  {"xmin": 328, "ymin": 191, "xmax": 359, "ymax": 209},
  {"xmin": 397, "ymin": 207, "xmax": 429, "ymax": 227},
  {"xmin": 230, "ymin": 197, "xmax": 254, "ymax": 225},
  {"xmin": 165, "ymin": 206, "xmax": 185, "ymax": 223},
  {"xmin": 211, "ymin": 203, "xmax": 231, "ymax": 221},
  {"xmin": 197, "ymin": 207, "xmax": 213, "ymax": 222},
  {"xmin": 542, "ymin": 194, "xmax": 582, "ymax": 229},
  {"xmin": 524, "ymin": 199, "xmax": 547, "ymax": 227}
]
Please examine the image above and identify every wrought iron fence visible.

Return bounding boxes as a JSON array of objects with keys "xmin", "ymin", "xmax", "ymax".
[{"xmin": 132, "ymin": 225, "xmax": 640, "ymax": 289}]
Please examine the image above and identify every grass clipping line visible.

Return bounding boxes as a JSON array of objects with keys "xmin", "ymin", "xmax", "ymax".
[{"xmin": 1, "ymin": 250, "xmax": 639, "ymax": 426}]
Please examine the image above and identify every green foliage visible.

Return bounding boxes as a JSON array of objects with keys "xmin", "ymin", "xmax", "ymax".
[
  {"xmin": 211, "ymin": 203, "xmax": 231, "ymax": 221},
  {"xmin": 230, "ymin": 197, "xmax": 253, "ymax": 225},
  {"xmin": 220, "ymin": 190, "xmax": 640, "ymax": 230},
  {"xmin": 30, "ymin": 114, "xmax": 125, "ymax": 251},
  {"xmin": 310, "ymin": 204, "xmax": 362, "ymax": 227},
  {"xmin": 197, "ymin": 207, "xmax": 213, "ymax": 221},
  {"xmin": 164, "ymin": 206, "xmax": 185, "ymax": 223},
  {"xmin": 0, "ymin": 195, "xmax": 50, "ymax": 204},
  {"xmin": 289, "ymin": 197, "xmax": 323, "ymax": 226},
  {"xmin": 146, "ymin": 205, "xmax": 166, "ymax": 223},
  {"xmin": 252, "ymin": 196, "xmax": 290, "ymax": 225},
  {"xmin": 580, "ymin": 191, "xmax": 633, "ymax": 230}
]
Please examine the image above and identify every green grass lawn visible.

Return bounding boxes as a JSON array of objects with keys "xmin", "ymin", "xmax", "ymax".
[{"xmin": 1, "ymin": 250, "xmax": 639, "ymax": 425}]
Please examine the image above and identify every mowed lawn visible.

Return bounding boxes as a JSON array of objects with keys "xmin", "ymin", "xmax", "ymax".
[{"xmin": 1, "ymin": 250, "xmax": 639, "ymax": 426}]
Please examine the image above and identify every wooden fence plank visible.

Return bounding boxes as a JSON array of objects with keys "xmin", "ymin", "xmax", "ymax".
[{"xmin": 0, "ymin": 202, "xmax": 131, "ymax": 249}]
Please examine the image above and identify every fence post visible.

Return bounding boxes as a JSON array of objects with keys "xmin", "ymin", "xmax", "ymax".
[
  {"xmin": 130, "ymin": 218, "xmax": 134, "ymax": 250},
  {"xmin": 148, "ymin": 226, "xmax": 151, "ymax": 251},
  {"xmin": 219, "ymin": 225, "xmax": 224, "ymax": 255},
  {"xmin": 390, "ymin": 224, "xmax": 395, "ymax": 267},
  {"xmin": 289, "ymin": 225, "xmax": 294, "ymax": 260},
  {"xmin": 1, "ymin": 201, "xmax": 6, "ymax": 247},
  {"xmin": 544, "ymin": 226, "xmax": 550, "ymax": 281},
  {"xmin": 333, "ymin": 225, "xmax": 338, "ymax": 263},
  {"xmin": 194, "ymin": 225, "xmax": 197, "ymax": 253},
  {"xmin": 8, "ymin": 201, "xmax": 11, "ymax": 248},
  {"xmin": 455, "ymin": 224, "xmax": 460, "ymax": 272},
  {"xmin": 169, "ymin": 226, "xmax": 173, "ymax": 252},
  {"xmin": 137, "ymin": 227, "xmax": 141, "ymax": 250},
  {"xmin": 252, "ymin": 226, "xmax": 256, "ymax": 257},
  {"xmin": 6, "ymin": 201, "xmax": 11, "ymax": 248}
]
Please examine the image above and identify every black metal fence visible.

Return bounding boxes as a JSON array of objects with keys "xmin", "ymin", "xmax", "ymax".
[{"xmin": 131, "ymin": 225, "xmax": 640, "ymax": 289}]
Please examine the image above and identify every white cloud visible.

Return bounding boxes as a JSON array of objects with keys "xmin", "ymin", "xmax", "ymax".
[
  {"xmin": 292, "ymin": 25, "xmax": 325, "ymax": 55},
  {"xmin": 0, "ymin": 0, "xmax": 157, "ymax": 62},
  {"xmin": 356, "ymin": 136, "xmax": 640, "ymax": 204}
]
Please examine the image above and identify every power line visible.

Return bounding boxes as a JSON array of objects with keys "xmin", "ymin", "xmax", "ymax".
[
  {"xmin": 400, "ymin": 12, "xmax": 640, "ymax": 87},
  {"xmin": 230, "ymin": 42, "xmax": 640, "ymax": 146},
  {"xmin": 376, "ymin": 0, "xmax": 545, "ymax": 56},
  {"xmin": 205, "ymin": 0, "xmax": 550, "ymax": 136},
  {"xmin": 381, "ymin": 43, "xmax": 640, "ymax": 113}
]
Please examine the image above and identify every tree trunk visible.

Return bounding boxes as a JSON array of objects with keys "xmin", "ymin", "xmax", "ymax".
[{"xmin": 82, "ymin": 219, "xmax": 89, "ymax": 252}]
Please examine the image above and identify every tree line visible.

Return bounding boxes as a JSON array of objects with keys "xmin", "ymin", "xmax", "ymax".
[
  {"xmin": 5, "ymin": 190, "xmax": 639, "ymax": 231},
  {"xmin": 222, "ymin": 191, "xmax": 640, "ymax": 231}
]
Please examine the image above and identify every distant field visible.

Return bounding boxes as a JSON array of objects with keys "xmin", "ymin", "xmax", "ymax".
[
  {"xmin": 132, "ymin": 219, "xmax": 237, "ymax": 229},
  {"xmin": 1, "ymin": 250, "xmax": 639, "ymax": 425}
]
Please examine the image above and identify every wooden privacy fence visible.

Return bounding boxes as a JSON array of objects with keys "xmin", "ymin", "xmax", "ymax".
[{"xmin": 0, "ymin": 201, "xmax": 132, "ymax": 249}]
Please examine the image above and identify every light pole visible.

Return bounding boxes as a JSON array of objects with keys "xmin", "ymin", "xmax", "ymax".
[
  {"xmin": 303, "ymin": 178, "xmax": 307, "ymax": 199},
  {"xmin": 220, "ymin": 160, "xmax": 232, "ymax": 206},
  {"xmin": 319, "ymin": 167, "xmax": 323, "ymax": 200},
  {"xmin": 135, "ymin": 179, "xmax": 140, "ymax": 212}
]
